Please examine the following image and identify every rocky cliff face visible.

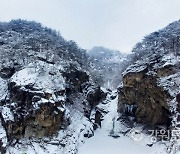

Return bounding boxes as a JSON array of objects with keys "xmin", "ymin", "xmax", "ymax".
[
  {"xmin": 118, "ymin": 20, "xmax": 180, "ymax": 129},
  {"xmin": 2, "ymin": 66, "xmax": 68, "ymax": 140},
  {"xmin": 118, "ymin": 53, "xmax": 180, "ymax": 127},
  {"xmin": 0, "ymin": 20, "xmax": 106, "ymax": 154}
]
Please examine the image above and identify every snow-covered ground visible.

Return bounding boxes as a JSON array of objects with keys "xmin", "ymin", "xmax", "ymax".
[{"xmin": 78, "ymin": 92, "xmax": 180, "ymax": 154}]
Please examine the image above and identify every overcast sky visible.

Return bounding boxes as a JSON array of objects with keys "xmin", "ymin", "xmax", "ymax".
[{"xmin": 0, "ymin": 0, "xmax": 180, "ymax": 53}]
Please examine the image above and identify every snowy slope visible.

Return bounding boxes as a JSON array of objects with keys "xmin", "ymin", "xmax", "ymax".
[
  {"xmin": 0, "ymin": 20, "xmax": 102, "ymax": 154},
  {"xmin": 78, "ymin": 91, "xmax": 180, "ymax": 154}
]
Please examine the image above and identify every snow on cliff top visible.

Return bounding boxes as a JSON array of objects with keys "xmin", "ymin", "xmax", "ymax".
[
  {"xmin": 123, "ymin": 52, "xmax": 179, "ymax": 76},
  {"xmin": 11, "ymin": 62, "xmax": 65, "ymax": 93}
]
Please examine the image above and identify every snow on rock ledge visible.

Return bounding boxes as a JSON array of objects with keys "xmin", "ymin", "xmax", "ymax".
[
  {"xmin": 0, "ymin": 63, "xmax": 69, "ymax": 141},
  {"xmin": 118, "ymin": 52, "xmax": 180, "ymax": 128},
  {"xmin": 11, "ymin": 63, "xmax": 66, "ymax": 93}
]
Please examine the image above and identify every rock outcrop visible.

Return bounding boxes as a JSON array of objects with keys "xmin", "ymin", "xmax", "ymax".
[
  {"xmin": 1, "ymin": 65, "xmax": 70, "ymax": 139},
  {"xmin": 119, "ymin": 50, "xmax": 180, "ymax": 128},
  {"xmin": 0, "ymin": 19, "xmax": 106, "ymax": 154},
  {"xmin": 0, "ymin": 67, "xmax": 15, "ymax": 79},
  {"xmin": 118, "ymin": 20, "xmax": 180, "ymax": 128},
  {"xmin": 87, "ymin": 86, "xmax": 107, "ymax": 109},
  {"xmin": 118, "ymin": 53, "xmax": 180, "ymax": 128}
]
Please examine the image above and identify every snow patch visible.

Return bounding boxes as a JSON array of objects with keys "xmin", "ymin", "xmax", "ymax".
[
  {"xmin": 11, "ymin": 63, "xmax": 66, "ymax": 93},
  {"xmin": 78, "ymin": 91, "xmax": 170, "ymax": 154},
  {"xmin": 1, "ymin": 106, "xmax": 14, "ymax": 122}
]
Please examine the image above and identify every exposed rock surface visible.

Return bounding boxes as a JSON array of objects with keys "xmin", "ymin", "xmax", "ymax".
[
  {"xmin": 0, "ymin": 67, "xmax": 15, "ymax": 79},
  {"xmin": 0, "ymin": 19, "xmax": 106, "ymax": 154},
  {"xmin": 87, "ymin": 86, "xmax": 107, "ymax": 109},
  {"xmin": 118, "ymin": 20, "xmax": 180, "ymax": 129}
]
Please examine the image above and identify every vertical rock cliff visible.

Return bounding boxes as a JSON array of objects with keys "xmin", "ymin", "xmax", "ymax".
[{"xmin": 118, "ymin": 20, "xmax": 180, "ymax": 129}]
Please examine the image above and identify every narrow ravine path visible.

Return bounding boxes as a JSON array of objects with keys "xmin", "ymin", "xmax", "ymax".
[{"xmin": 78, "ymin": 91, "xmax": 170, "ymax": 154}]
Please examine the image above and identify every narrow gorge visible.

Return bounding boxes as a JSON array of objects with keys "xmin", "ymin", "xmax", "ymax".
[{"xmin": 0, "ymin": 19, "xmax": 180, "ymax": 154}]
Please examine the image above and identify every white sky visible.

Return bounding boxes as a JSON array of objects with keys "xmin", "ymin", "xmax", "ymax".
[{"xmin": 0, "ymin": 0, "xmax": 180, "ymax": 53}]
